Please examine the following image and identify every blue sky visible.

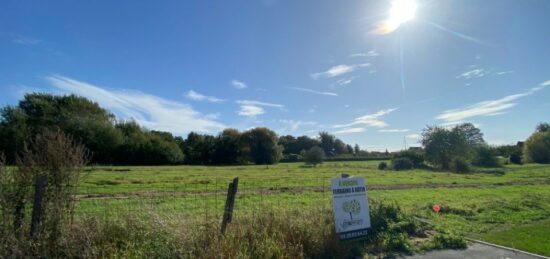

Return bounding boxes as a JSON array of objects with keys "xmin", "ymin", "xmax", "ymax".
[{"xmin": 1, "ymin": 0, "xmax": 549, "ymax": 151}]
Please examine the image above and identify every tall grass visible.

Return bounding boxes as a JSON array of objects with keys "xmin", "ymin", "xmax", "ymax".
[{"xmin": 1, "ymin": 199, "xmax": 465, "ymax": 258}]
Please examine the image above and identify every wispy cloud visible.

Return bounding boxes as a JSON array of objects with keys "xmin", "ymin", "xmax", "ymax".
[
  {"xmin": 185, "ymin": 90, "xmax": 225, "ymax": 103},
  {"xmin": 333, "ymin": 108, "xmax": 398, "ymax": 128},
  {"xmin": 378, "ymin": 129, "xmax": 409, "ymax": 133},
  {"xmin": 288, "ymin": 87, "xmax": 338, "ymax": 96},
  {"xmin": 330, "ymin": 76, "xmax": 359, "ymax": 89},
  {"xmin": 231, "ymin": 79, "xmax": 247, "ymax": 89},
  {"xmin": 236, "ymin": 100, "xmax": 284, "ymax": 108},
  {"xmin": 436, "ymin": 81, "xmax": 549, "ymax": 123},
  {"xmin": 406, "ymin": 134, "xmax": 420, "ymax": 139},
  {"xmin": 46, "ymin": 75, "xmax": 225, "ymax": 134},
  {"xmin": 495, "ymin": 70, "xmax": 514, "ymax": 76},
  {"xmin": 236, "ymin": 100, "xmax": 284, "ymax": 118},
  {"xmin": 456, "ymin": 68, "xmax": 489, "ymax": 79},
  {"xmin": 278, "ymin": 119, "xmax": 317, "ymax": 132},
  {"xmin": 334, "ymin": 127, "xmax": 366, "ymax": 134},
  {"xmin": 349, "ymin": 50, "xmax": 379, "ymax": 58},
  {"xmin": 238, "ymin": 105, "xmax": 265, "ymax": 117},
  {"xmin": 12, "ymin": 35, "xmax": 41, "ymax": 45},
  {"xmin": 311, "ymin": 63, "xmax": 370, "ymax": 79}
]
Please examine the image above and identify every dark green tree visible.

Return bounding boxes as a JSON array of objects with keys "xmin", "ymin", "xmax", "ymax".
[{"xmin": 241, "ymin": 127, "xmax": 283, "ymax": 165}]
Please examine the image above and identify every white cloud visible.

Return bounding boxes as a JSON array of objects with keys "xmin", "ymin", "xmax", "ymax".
[
  {"xmin": 288, "ymin": 87, "xmax": 338, "ymax": 96},
  {"xmin": 46, "ymin": 75, "xmax": 225, "ymax": 134},
  {"xmin": 231, "ymin": 80, "xmax": 247, "ymax": 89},
  {"xmin": 495, "ymin": 70, "xmax": 514, "ymax": 76},
  {"xmin": 238, "ymin": 105, "xmax": 265, "ymax": 117},
  {"xmin": 236, "ymin": 100, "xmax": 284, "ymax": 108},
  {"xmin": 278, "ymin": 119, "xmax": 317, "ymax": 132},
  {"xmin": 332, "ymin": 108, "xmax": 398, "ymax": 128},
  {"xmin": 349, "ymin": 50, "xmax": 379, "ymax": 58},
  {"xmin": 185, "ymin": 90, "xmax": 225, "ymax": 103},
  {"xmin": 378, "ymin": 129, "xmax": 409, "ymax": 133},
  {"xmin": 311, "ymin": 63, "xmax": 370, "ymax": 79},
  {"xmin": 456, "ymin": 68, "xmax": 489, "ymax": 79},
  {"xmin": 236, "ymin": 100, "xmax": 284, "ymax": 118},
  {"xmin": 436, "ymin": 81, "xmax": 549, "ymax": 123},
  {"xmin": 330, "ymin": 76, "xmax": 359, "ymax": 88},
  {"xmin": 334, "ymin": 127, "xmax": 366, "ymax": 134},
  {"xmin": 406, "ymin": 134, "xmax": 420, "ymax": 139}
]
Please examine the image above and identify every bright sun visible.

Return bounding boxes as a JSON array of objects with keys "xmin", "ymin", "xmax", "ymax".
[
  {"xmin": 373, "ymin": 0, "xmax": 417, "ymax": 34},
  {"xmin": 389, "ymin": 0, "xmax": 417, "ymax": 27}
]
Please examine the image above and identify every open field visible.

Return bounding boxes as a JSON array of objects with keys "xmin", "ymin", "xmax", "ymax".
[{"xmin": 70, "ymin": 161, "xmax": 550, "ymax": 256}]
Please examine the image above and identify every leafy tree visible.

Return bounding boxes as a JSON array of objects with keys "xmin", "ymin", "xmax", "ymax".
[
  {"xmin": 241, "ymin": 127, "xmax": 283, "ymax": 165},
  {"xmin": 536, "ymin": 122, "xmax": 550, "ymax": 133},
  {"xmin": 319, "ymin": 132, "xmax": 336, "ymax": 156},
  {"xmin": 421, "ymin": 125, "xmax": 470, "ymax": 170},
  {"xmin": 453, "ymin": 123, "xmax": 485, "ymax": 146},
  {"xmin": 472, "ymin": 145, "xmax": 500, "ymax": 167},
  {"xmin": 354, "ymin": 144, "xmax": 360, "ymax": 156},
  {"xmin": 183, "ymin": 132, "xmax": 216, "ymax": 165},
  {"xmin": 212, "ymin": 129, "xmax": 241, "ymax": 164},
  {"xmin": 304, "ymin": 146, "xmax": 325, "ymax": 166},
  {"xmin": 523, "ymin": 124, "xmax": 550, "ymax": 164},
  {"xmin": 0, "ymin": 94, "xmax": 122, "ymax": 164}
]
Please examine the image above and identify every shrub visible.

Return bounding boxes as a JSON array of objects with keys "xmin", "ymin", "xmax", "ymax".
[
  {"xmin": 392, "ymin": 150, "xmax": 424, "ymax": 168},
  {"xmin": 392, "ymin": 157, "xmax": 413, "ymax": 171},
  {"xmin": 523, "ymin": 130, "xmax": 550, "ymax": 163},
  {"xmin": 378, "ymin": 161, "xmax": 388, "ymax": 170},
  {"xmin": 509, "ymin": 153, "xmax": 522, "ymax": 164},
  {"xmin": 426, "ymin": 233, "xmax": 467, "ymax": 250},
  {"xmin": 283, "ymin": 154, "xmax": 302, "ymax": 162},
  {"xmin": 0, "ymin": 129, "xmax": 89, "ymax": 257},
  {"xmin": 451, "ymin": 158, "xmax": 470, "ymax": 173},
  {"xmin": 304, "ymin": 146, "xmax": 325, "ymax": 167},
  {"xmin": 472, "ymin": 146, "xmax": 500, "ymax": 167}
]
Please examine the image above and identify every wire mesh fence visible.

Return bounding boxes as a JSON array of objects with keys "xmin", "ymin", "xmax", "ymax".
[{"xmin": 70, "ymin": 176, "xmax": 335, "ymax": 226}]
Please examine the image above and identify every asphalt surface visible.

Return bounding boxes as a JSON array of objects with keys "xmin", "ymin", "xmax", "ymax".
[{"xmin": 405, "ymin": 242, "xmax": 548, "ymax": 259}]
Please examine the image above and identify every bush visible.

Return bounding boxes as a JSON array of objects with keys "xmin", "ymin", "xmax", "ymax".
[
  {"xmin": 304, "ymin": 146, "xmax": 325, "ymax": 166},
  {"xmin": 283, "ymin": 154, "xmax": 302, "ymax": 162},
  {"xmin": 523, "ymin": 130, "xmax": 550, "ymax": 163},
  {"xmin": 392, "ymin": 157, "xmax": 413, "ymax": 171},
  {"xmin": 393, "ymin": 150, "xmax": 424, "ymax": 168},
  {"xmin": 451, "ymin": 158, "xmax": 470, "ymax": 173},
  {"xmin": 378, "ymin": 162, "xmax": 388, "ymax": 170},
  {"xmin": 509, "ymin": 153, "xmax": 522, "ymax": 164},
  {"xmin": 0, "ymin": 129, "xmax": 89, "ymax": 257},
  {"xmin": 472, "ymin": 146, "xmax": 500, "ymax": 167},
  {"xmin": 425, "ymin": 233, "xmax": 467, "ymax": 250}
]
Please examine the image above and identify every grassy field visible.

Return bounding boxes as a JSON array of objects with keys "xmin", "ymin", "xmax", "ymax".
[{"xmin": 74, "ymin": 161, "xmax": 550, "ymax": 256}]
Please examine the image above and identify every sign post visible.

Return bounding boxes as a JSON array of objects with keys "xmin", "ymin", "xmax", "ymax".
[{"xmin": 331, "ymin": 175, "xmax": 371, "ymax": 240}]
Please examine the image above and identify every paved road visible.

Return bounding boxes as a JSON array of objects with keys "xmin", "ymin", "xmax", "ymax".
[{"xmin": 405, "ymin": 242, "xmax": 548, "ymax": 259}]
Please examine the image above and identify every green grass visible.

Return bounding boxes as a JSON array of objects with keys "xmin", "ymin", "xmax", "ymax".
[
  {"xmin": 479, "ymin": 219, "xmax": 550, "ymax": 257},
  {"xmin": 72, "ymin": 161, "xmax": 550, "ymax": 256}
]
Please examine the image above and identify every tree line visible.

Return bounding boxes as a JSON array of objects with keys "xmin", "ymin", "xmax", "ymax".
[{"xmin": 0, "ymin": 93, "xmax": 372, "ymax": 165}]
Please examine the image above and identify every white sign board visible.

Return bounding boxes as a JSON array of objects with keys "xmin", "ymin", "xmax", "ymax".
[{"xmin": 331, "ymin": 176, "xmax": 371, "ymax": 240}]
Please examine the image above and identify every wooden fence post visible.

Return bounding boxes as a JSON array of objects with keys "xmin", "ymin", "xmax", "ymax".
[
  {"xmin": 220, "ymin": 177, "xmax": 239, "ymax": 234},
  {"xmin": 30, "ymin": 175, "xmax": 48, "ymax": 239}
]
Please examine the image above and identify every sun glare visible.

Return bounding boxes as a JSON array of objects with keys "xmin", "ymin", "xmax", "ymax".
[
  {"xmin": 389, "ymin": 0, "xmax": 417, "ymax": 26},
  {"xmin": 372, "ymin": 0, "xmax": 417, "ymax": 34}
]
